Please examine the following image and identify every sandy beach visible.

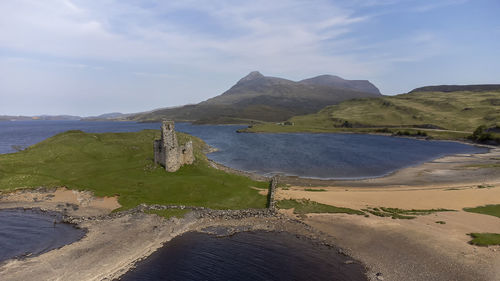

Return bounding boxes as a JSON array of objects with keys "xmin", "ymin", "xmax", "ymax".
[
  {"xmin": 304, "ymin": 212, "xmax": 500, "ymax": 281},
  {"xmin": 276, "ymin": 183, "xmax": 500, "ymax": 210},
  {"xmin": 273, "ymin": 183, "xmax": 500, "ymax": 280}
]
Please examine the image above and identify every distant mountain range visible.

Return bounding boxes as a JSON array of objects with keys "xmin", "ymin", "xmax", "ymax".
[
  {"xmin": 0, "ymin": 115, "xmax": 81, "ymax": 121},
  {"xmin": 82, "ymin": 112, "xmax": 131, "ymax": 121},
  {"xmin": 127, "ymin": 71, "xmax": 381, "ymax": 123},
  {"xmin": 0, "ymin": 113, "xmax": 130, "ymax": 121}
]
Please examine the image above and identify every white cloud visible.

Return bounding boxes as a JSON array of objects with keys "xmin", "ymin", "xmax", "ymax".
[
  {"xmin": 1, "ymin": 0, "xmax": 492, "ymax": 114},
  {"xmin": 0, "ymin": 0, "xmax": 373, "ymax": 73}
]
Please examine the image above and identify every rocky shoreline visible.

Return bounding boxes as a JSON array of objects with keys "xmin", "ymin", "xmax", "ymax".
[{"xmin": 0, "ymin": 186, "xmax": 371, "ymax": 281}]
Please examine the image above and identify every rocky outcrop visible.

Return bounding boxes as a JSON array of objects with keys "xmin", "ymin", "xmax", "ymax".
[{"xmin": 154, "ymin": 121, "xmax": 194, "ymax": 172}]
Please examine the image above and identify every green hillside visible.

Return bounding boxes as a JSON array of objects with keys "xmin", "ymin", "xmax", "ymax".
[
  {"xmin": 245, "ymin": 90, "xmax": 500, "ymax": 140},
  {"xmin": 0, "ymin": 130, "xmax": 267, "ymax": 210}
]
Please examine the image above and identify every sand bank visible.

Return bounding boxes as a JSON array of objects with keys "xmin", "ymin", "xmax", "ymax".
[
  {"xmin": 303, "ymin": 212, "xmax": 500, "ymax": 281},
  {"xmin": 275, "ymin": 186, "xmax": 500, "ymax": 281},
  {"xmin": 0, "ymin": 187, "xmax": 120, "ymax": 217},
  {"xmin": 277, "ymin": 183, "xmax": 500, "ymax": 210}
]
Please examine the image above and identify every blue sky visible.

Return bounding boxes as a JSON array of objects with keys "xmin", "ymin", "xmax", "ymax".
[{"xmin": 1, "ymin": 0, "xmax": 499, "ymax": 116}]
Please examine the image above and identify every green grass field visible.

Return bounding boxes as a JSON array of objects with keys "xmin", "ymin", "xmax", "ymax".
[
  {"xmin": 245, "ymin": 90, "xmax": 500, "ymax": 141},
  {"xmin": 468, "ymin": 233, "xmax": 500, "ymax": 246},
  {"xmin": 0, "ymin": 130, "xmax": 268, "ymax": 211},
  {"xmin": 463, "ymin": 204, "xmax": 500, "ymax": 218}
]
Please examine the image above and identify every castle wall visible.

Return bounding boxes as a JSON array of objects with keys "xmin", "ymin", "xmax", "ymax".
[
  {"xmin": 267, "ymin": 175, "xmax": 279, "ymax": 210},
  {"xmin": 154, "ymin": 121, "xmax": 194, "ymax": 172},
  {"xmin": 153, "ymin": 140, "xmax": 164, "ymax": 166},
  {"xmin": 179, "ymin": 141, "xmax": 194, "ymax": 165}
]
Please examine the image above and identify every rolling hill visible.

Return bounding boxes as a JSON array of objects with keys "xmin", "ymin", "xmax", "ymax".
[
  {"xmin": 245, "ymin": 86, "xmax": 500, "ymax": 140},
  {"xmin": 82, "ymin": 112, "xmax": 132, "ymax": 121},
  {"xmin": 410, "ymin": 84, "xmax": 500, "ymax": 93},
  {"xmin": 127, "ymin": 71, "xmax": 381, "ymax": 123}
]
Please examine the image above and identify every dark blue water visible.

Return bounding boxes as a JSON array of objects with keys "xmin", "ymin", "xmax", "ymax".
[
  {"xmin": 0, "ymin": 121, "xmax": 487, "ymax": 179},
  {"xmin": 0, "ymin": 120, "xmax": 159, "ymax": 154},
  {"xmin": 120, "ymin": 231, "xmax": 367, "ymax": 281},
  {"xmin": 0, "ymin": 209, "xmax": 86, "ymax": 262},
  {"xmin": 175, "ymin": 123, "xmax": 487, "ymax": 179}
]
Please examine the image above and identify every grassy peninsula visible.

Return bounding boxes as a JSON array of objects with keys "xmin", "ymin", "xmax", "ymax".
[
  {"xmin": 0, "ymin": 130, "xmax": 268, "ymax": 210},
  {"xmin": 244, "ymin": 90, "xmax": 500, "ymax": 141}
]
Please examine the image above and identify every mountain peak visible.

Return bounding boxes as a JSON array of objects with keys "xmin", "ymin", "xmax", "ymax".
[
  {"xmin": 237, "ymin": 71, "xmax": 264, "ymax": 84},
  {"xmin": 130, "ymin": 72, "xmax": 382, "ymax": 123}
]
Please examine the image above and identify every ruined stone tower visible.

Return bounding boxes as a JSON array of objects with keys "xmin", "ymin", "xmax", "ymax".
[{"xmin": 154, "ymin": 121, "xmax": 194, "ymax": 172}]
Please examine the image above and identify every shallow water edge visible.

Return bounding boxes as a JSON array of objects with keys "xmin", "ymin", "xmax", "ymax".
[{"xmin": 0, "ymin": 208, "xmax": 86, "ymax": 263}]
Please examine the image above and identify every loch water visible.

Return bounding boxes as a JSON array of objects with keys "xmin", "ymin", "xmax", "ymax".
[
  {"xmin": 176, "ymin": 123, "xmax": 487, "ymax": 179},
  {"xmin": 120, "ymin": 231, "xmax": 368, "ymax": 281},
  {"xmin": 0, "ymin": 208, "xmax": 86, "ymax": 262},
  {"xmin": 0, "ymin": 120, "xmax": 488, "ymax": 179},
  {"xmin": 0, "ymin": 120, "xmax": 159, "ymax": 154}
]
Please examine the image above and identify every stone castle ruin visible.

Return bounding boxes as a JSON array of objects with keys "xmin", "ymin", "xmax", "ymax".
[{"xmin": 154, "ymin": 121, "xmax": 194, "ymax": 172}]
